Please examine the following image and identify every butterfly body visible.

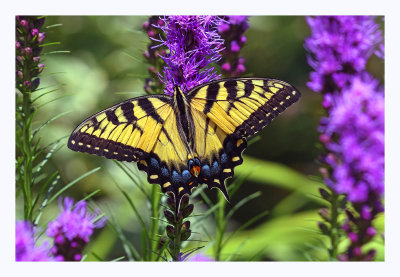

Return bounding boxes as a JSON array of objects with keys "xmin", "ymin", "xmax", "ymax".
[{"xmin": 68, "ymin": 78, "xmax": 300, "ymax": 203}]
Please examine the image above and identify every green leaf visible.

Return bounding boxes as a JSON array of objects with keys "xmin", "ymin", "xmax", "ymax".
[{"xmin": 47, "ymin": 167, "xmax": 101, "ymax": 205}]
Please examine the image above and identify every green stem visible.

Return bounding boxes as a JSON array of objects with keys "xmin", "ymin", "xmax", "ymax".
[
  {"xmin": 149, "ymin": 185, "xmax": 161, "ymax": 260},
  {"xmin": 214, "ymin": 192, "xmax": 227, "ymax": 261},
  {"xmin": 21, "ymin": 89, "xmax": 33, "ymax": 221}
]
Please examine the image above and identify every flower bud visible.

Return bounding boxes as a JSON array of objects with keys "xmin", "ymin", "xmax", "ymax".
[
  {"xmin": 319, "ymin": 188, "xmax": 331, "ymax": 201},
  {"xmin": 182, "ymin": 204, "xmax": 194, "ymax": 218},
  {"xmin": 221, "ymin": 62, "xmax": 231, "ymax": 72},
  {"xmin": 352, "ymin": 246, "xmax": 362, "ymax": 256},
  {"xmin": 218, "ymin": 23, "xmax": 230, "ymax": 33},
  {"xmin": 148, "ymin": 30, "xmax": 156, "ymax": 38},
  {"xmin": 318, "ymin": 222, "xmax": 329, "ymax": 235},
  {"xmin": 180, "ymin": 195, "xmax": 189, "ymax": 209},
  {"xmin": 31, "ymin": 28, "xmax": 39, "ymax": 37},
  {"xmin": 348, "ymin": 232, "xmax": 358, "ymax": 243},
  {"xmin": 240, "ymin": 35, "xmax": 247, "ymax": 44},
  {"xmin": 157, "ymin": 19, "xmax": 164, "ymax": 26},
  {"xmin": 164, "ymin": 210, "xmax": 175, "ymax": 224},
  {"xmin": 180, "ymin": 229, "xmax": 191, "ymax": 241},
  {"xmin": 361, "ymin": 205, "xmax": 372, "ymax": 220},
  {"xmin": 24, "ymin": 47, "xmax": 32, "ymax": 56},
  {"xmin": 20, "ymin": 19, "xmax": 28, "ymax": 29},
  {"xmin": 166, "ymin": 225, "xmax": 175, "ymax": 240},
  {"xmin": 318, "ymin": 208, "xmax": 330, "ymax": 221},
  {"xmin": 16, "ymin": 70, "xmax": 23, "ymax": 79},
  {"xmin": 31, "ymin": 78, "xmax": 40, "ymax": 91},
  {"xmin": 319, "ymin": 133, "xmax": 331, "ymax": 144},
  {"xmin": 16, "ymin": 41, "xmax": 21, "ymax": 49},
  {"xmin": 142, "ymin": 21, "xmax": 149, "ymax": 30},
  {"xmin": 38, "ymin": 63, "xmax": 45, "ymax": 73},
  {"xmin": 236, "ymin": 63, "xmax": 245, "ymax": 74},
  {"xmin": 23, "ymin": 81, "xmax": 31, "ymax": 89},
  {"xmin": 181, "ymin": 221, "xmax": 190, "ymax": 231},
  {"xmin": 38, "ymin": 32, "xmax": 46, "ymax": 43},
  {"xmin": 230, "ymin": 40, "xmax": 240, "ymax": 53},
  {"xmin": 17, "ymin": 56, "xmax": 23, "ymax": 63},
  {"xmin": 366, "ymin": 226, "xmax": 376, "ymax": 237},
  {"xmin": 166, "ymin": 192, "xmax": 175, "ymax": 210}
]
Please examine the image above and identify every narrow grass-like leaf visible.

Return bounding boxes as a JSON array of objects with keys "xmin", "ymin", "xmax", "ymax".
[
  {"xmin": 32, "ymin": 141, "xmax": 61, "ymax": 181},
  {"xmin": 31, "ymin": 171, "xmax": 58, "ymax": 212},
  {"xmin": 32, "ymin": 88, "xmax": 60, "ymax": 103},
  {"xmin": 45, "ymin": 23, "xmax": 63, "ymax": 29},
  {"xmin": 106, "ymin": 219, "xmax": 139, "ymax": 261},
  {"xmin": 89, "ymin": 252, "xmax": 104, "ymax": 261},
  {"xmin": 42, "ymin": 50, "xmax": 71, "ymax": 55},
  {"xmin": 34, "ymin": 174, "xmax": 60, "ymax": 225},
  {"xmin": 225, "ymin": 191, "xmax": 262, "ymax": 221},
  {"xmin": 113, "ymin": 161, "xmax": 149, "ymax": 200},
  {"xmin": 118, "ymin": 187, "xmax": 149, "ymax": 237},
  {"xmin": 79, "ymin": 189, "xmax": 101, "ymax": 203},
  {"xmin": 222, "ymin": 210, "xmax": 269, "ymax": 249},
  {"xmin": 111, "ymin": 256, "xmax": 126, "ymax": 262},
  {"xmin": 47, "ymin": 167, "xmax": 101, "ymax": 205},
  {"xmin": 37, "ymin": 94, "xmax": 72, "ymax": 109}
]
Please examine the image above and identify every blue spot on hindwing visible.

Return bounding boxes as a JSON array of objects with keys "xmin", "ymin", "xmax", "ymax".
[
  {"xmin": 221, "ymin": 153, "xmax": 228, "ymax": 164},
  {"xmin": 182, "ymin": 170, "xmax": 191, "ymax": 182},
  {"xmin": 172, "ymin": 170, "xmax": 182, "ymax": 184},
  {"xmin": 211, "ymin": 161, "xmax": 221, "ymax": 175},
  {"xmin": 150, "ymin": 158, "xmax": 159, "ymax": 169},
  {"xmin": 201, "ymin": 164, "xmax": 211, "ymax": 178},
  {"xmin": 161, "ymin": 167, "xmax": 169, "ymax": 178}
]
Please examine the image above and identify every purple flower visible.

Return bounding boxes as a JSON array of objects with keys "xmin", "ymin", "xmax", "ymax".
[
  {"xmin": 16, "ymin": 221, "xmax": 54, "ymax": 261},
  {"xmin": 322, "ymin": 76, "xmax": 384, "ymax": 202},
  {"xmin": 305, "ymin": 16, "xmax": 382, "ymax": 94},
  {"xmin": 46, "ymin": 197, "xmax": 106, "ymax": 261},
  {"xmin": 218, "ymin": 16, "xmax": 249, "ymax": 77},
  {"xmin": 153, "ymin": 16, "xmax": 224, "ymax": 95}
]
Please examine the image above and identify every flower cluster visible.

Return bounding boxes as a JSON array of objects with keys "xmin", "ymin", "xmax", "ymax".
[
  {"xmin": 321, "ymin": 76, "xmax": 384, "ymax": 203},
  {"xmin": 305, "ymin": 16, "xmax": 382, "ymax": 97},
  {"xmin": 16, "ymin": 16, "xmax": 46, "ymax": 93},
  {"xmin": 152, "ymin": 16, "xmax": 224, "ymax": 95},
  {"xmin": 46, "ymin": 197, "xmax": 106, "ymax": 261},
  {"xmin": 15, "ymin": 197, "xmax": 106, "ymax": 261},
  {"xmin": 305, "ymin": 16, "xmax": 384, "ymax": 261},
  {"xmin": 16, "ymin": 221, "xmax": 54, "ymax": 261},
  {"xmin": 218, "ymin": 16, "xmax": 249, "ymax": 77}
]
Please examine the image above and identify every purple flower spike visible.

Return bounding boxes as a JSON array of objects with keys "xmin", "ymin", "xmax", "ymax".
[
  {"xmin": 154, "ymin": 16, "xmax": 224, "ymax": 95},
  {"xmin": 305, "ymin": 16, "xmax": 384, "ymax": 261},
  {"xmin": 46, "ymin": 197, "xmax": 106, "ymax": 261},
  {"xmin": 16, "ymin": 221, "xmax": 54, "ymax": 261}
]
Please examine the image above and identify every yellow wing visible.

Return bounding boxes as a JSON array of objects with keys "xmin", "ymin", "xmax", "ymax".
[
  {"xmin": 68, "ymin": 94, "xmax": 198, "ymax": 198},
  {"xmin": 188, "ymin": 78, "xmax": 301, "ymax": 138},
  {"xmin": 185, "ymin": 78, "xmax": 301, "ymax": 200}
]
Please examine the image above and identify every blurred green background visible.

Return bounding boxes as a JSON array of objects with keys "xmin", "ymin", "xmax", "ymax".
[{"xmin": 19, "ymin": 16, "xmax": 384, "ymax": 261}]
